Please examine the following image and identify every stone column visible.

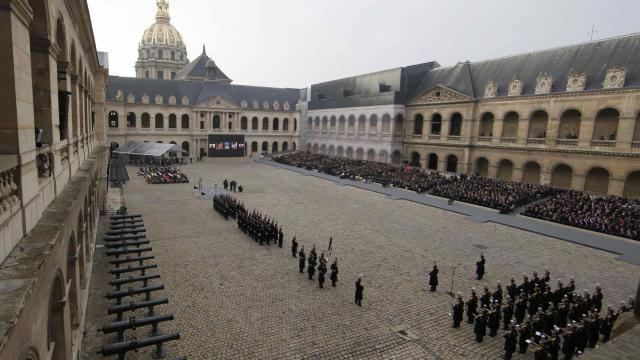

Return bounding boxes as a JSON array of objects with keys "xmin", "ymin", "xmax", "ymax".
[
  {"xmin": 517, "ymin": 117, "xmax": 529, "ymax": 145},
  {"xmin": 488, "ymin": 164, "xmax": 498, "ymax": 178},
  {"xmin": 492, "ymin": 118, "xmax": 503, "ymax": 144},
  {"xmin": 571, "ymin": 174, "xmax": 586, "ymax": 191},
  {"xmin": 546, "ymin": 116, "xmax": 560, "ymax": 144},
  {"xmin": 578, "ymin": 116, "xmax": 594, "ymax": 148},
  {"xmin": 608, "ymin": 177, "xmax": 625, "ymax": 197},
  {"xmin": 513, "ymin": 167, "xmax": 524, "ymax": 182},
  {"xmin": 616, "ymin": 116, "xmax": 636, "ymax": 150},
  {"xmin": 441, "ymin": 117, "xmax": 450, "ymax": 139}
]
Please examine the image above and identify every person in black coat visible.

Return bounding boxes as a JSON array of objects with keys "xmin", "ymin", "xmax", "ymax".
[
  {"xmin": 428, "ymin": 264, "xmax": 439, "ymax": 292},
  {"xmin": 355, "ymin": 278, "xmax": 364, "ymax": 306},
  {"xmin": 504, "ymin": 325, "xmax": 517, "ymax": 360},
  {"xmin": 466, "ymin": 288, "xmax": 478, "ymax": 324},
  {"xmin": 291, "ymin": 237, "xmax": 298, "ymax": 257},
  {"xmin": 452, "ymin": 293, "xmax": 464, "ymax": 328},
  {"xmin": 307, "ymin": 255, "xmax": 315, "ymax": 280},
  {"xmin": 223, "ymin": 179, "xmax": 229, "ymax": 190},
  {"xmin": 330, "ymin": 259, "xmax": 339, "ymax": 287},
  {"xmin": 474, "ymin": 312, "xmax": 486, "ymax": 342},
  {"xmin": 278, "ymin": 227, "xmax": 284, "ymax": 248},
  {"xmin": 518, "ymin": 322, "xmax": 531, "ymax": 354},
  {"xmin": 476, "ymin": 254, "xmax": 486, "ymax": 280},
  {"xmin": 318, "ymin": 270, "xmax": 325, "ymax": 288},
  {"xmin": 298, "ymin": 247, "xmax": 305, "ymax": 273}
]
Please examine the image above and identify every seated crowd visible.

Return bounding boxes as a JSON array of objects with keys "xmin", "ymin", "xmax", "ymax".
[
  {"xmin": 137, "ymin": 167, "xmax": 189, "ymax": 184},
  {"xmin": 524, "ymin": 191, "xmax": 640, "ymax": 240},
  {"xmin": 274, "ymin": 152, "xmax": 640, "ymax": 240}
]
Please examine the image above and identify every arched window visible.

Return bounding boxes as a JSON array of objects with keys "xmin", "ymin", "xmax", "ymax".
[
  {"xmin": 181, "ymin": 114, "xmax": 189, "ymax": 129},
  {"xmin": 523, "ymin": 162, "xmax": 541, "ymax": 184},
  {"xmin": 171, "ymin": 51, "xmax": 175, "ymax": 60},
  {"xmin": 262, "ymin": 141, "xmax": 268, "ymax": 152},
  {"xmin": 593, "ymin": 108, "xmax": 620, "ymax": 141},
  {"xmin": 475, "ymin": 157, "xmax": 489, "ymax": 177},
  {"xmin": 551, "ymin": 164, "xmax": 573, "ymax": 189},
  {"xmin": 241, "ymin": 116, "xmax": 248, "ymax": 130},
  {"xmin": 108, "ymin": 111, "xmax": 118, "ymax": 128},
  {"xmin": 282, "ymin": 142, "xmax": 289, "ymax": 152},
  {"xmin": 497, "ymin": 159, "xmax": 514, "ymax": 180},
  {"xmin": 528, "ymin": 110, "xmax": 549, "ymax": 138},
  {"xmin": 127, "ymin": 112, "xmax": 136, "ymax": 128},
  {"xmin": 624, "ymin": 171, "xmax": 640, "ymax": 199},
  {"xmin": 142, "ymin": 113, "xmax": 150, "ymax": 128},
  {"xmin": 158, "ymin": 49, "xmax": 163, "ymax": 59},
  {"xmin": 428, "ymin": 153, "xmax": 438, "ymax": 170},
  {"xmin": 585, "ymin": 167, "xmax": 610, "ymax": 194},
  {"xmin": 410, "ymin": 152, "xmax": 421, "ymax": 167},
  {"xmin": 446, "ymin": 155, "xmax": 458, "ymax": 172},
  {"xmin": 294, "ymin": 118, "xmax": 297, "ymax": 132},
  {"xmin": 558, "ymin": 110, "xmax": 581, "ymax": 140},
  {"xmin": 155, "ymin": 113, "xmax": 164, "ymax": 128},
  {"xmin": 283, "ymin": 118, "xmax": 289, "ymax": 131},
  {"xmin": 479, "ymin": 112, "xmax": 494, "ymax": 137},
  {"xmin": 213, "ymin": 115, "xmax": 221, "ymax": 129},
  {"xmin": 252, "ymin": 117, "xmax": 259, "ymax": 130},
  {"xmin": 430, "ymin": 113, "xmax": 442, "ymax": 135},
  {"xmin": 502, "ymin": 112, "xmax": 519, "ymax": 138},
  {"xmin": 413, "ymin": 114, "xmax": 424, "ymax": 134},
  {"xmin": 251, "ymin": 141, "xmax": 258, "ymax": 153},
  {"xmin": 273, "ymin": 118, "xmax": 279, "ymax": 131},
  {"xmin": 272, "ymin": 141, "xmax": 278, "ymax": 152},
  {"xmin": 262, "ymin": 117, "xmax": 269, "ymax": 131},
  {"xmin": 169, "ymin": 114, "xmax": 177, "ymax": 129},
  {"xmin": 449, "ymin": 113, "xmax": 462, "ymax": 136}
]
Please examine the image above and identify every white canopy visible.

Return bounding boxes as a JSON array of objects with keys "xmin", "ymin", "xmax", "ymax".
[{"xmin": 113, "ymin": 141, "xmax": 178, "ymax": 157}]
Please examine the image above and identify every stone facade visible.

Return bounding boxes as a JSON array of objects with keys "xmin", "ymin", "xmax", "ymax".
[{"xmin": 0, "ymin": 0, "xmax": 108, "ymax": 359}]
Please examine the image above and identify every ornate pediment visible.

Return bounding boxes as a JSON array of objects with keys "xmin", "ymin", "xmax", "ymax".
[
  {"xmin": 154, "ymin": 95, "xmax": 163, "ymax": 104},
  {"xmin": 141, "ymin": 94, "xmax": 150, "ymax": 104},
  {"xmin": 197, "ymin": 96, "xmax": 237, "ymax": 109},
  {"xmin": 410, "ymin": 85, "xmax": 472, "ymax": 105},
  {"xmin": 115, "ymin": 89, "xmax": 124, "ymax": 102},
  {"xmin": 127, "ymin": 93, "xmax": 135, "ymax": 103},
  {"xmin": 602, "ymin": 66, "xmax": 626, "ymax": 89},
  {"xmin": 508, "ymin": 77, "xmax": 523, "ymax": 96},
  {"xmin": 168, "ymin": 96, "xmax": 177, "ymax": 105},
  {"xmin": 484, "ymin": 80, "xmax": 497, "ymax": 98},
  {"xmin": 566, "ymin": 70, "xmax": 586, "ymax": 92},
  {"xmin": 283, "ymin": 101, "xmax": 290, "ymax": 111},
  {"xmin": 535, "ymin": 73, "xmax": 553, "ymax": 94},
  {"xmin": 273, "ymin": 101, "xmax": 280, "ymax": 110}
]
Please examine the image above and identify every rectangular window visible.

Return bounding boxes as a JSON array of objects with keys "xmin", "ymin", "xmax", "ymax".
[
  {"xmin": 145, "ymin": 71, "xmax": 150, "ymax": 79},
  {"xmin": 379, "ymin": 84, "xmax": 392, "ymax": 93},
  {"xmin": 109, "ymin": 119, "xmax": 118, "ymax": 128},
  {"xmin": 200, "ymin": 121, "xmax": 205, "ymax": 130},
  {"xmin": 157, "ymin": 71, "xmax": 163, "ymax": 80}
]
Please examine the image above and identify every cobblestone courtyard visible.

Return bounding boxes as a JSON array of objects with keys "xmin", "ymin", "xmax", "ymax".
[{"xmin": 82, "ymin": 159, "xmax": 638, "ymax": 359}]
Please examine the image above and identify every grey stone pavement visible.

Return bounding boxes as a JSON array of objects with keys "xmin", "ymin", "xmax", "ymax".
[
  {"xmin": 81, "ymin": 158, "xmax": 639, "ymax": 360},
  {"xmin": 256, "ymin": 158, "xmax": 640, "ymax": 266}
]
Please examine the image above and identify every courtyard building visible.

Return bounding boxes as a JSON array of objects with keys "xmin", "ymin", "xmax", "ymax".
[{"xmin": 0, "ymin": 0, "xmax": 108, "ymax": 359}]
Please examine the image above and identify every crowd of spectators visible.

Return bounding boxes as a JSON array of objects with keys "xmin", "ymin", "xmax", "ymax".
[
  {"xmin": 524, "ymin": 191, "xmax": 640, "ymax": 240},
  {"xmin": 274, "ymin": 152, "xmax": 640, "ymax": 240}
]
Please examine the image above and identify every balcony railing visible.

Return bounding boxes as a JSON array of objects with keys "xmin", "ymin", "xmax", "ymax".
[
  {"xmin": 428, "ymin": 134, "xmax": 440, "ymax": 140},
  {"xmin": 526, "ymin": 138, "xmax": 547, "ymax": 145},
  {"xmin": 500, "ymin": 137, "xmax": 517, "ymax": 144},
  {"xmin": 632, "ymin": 141, "xmax": 640, "ymax": 149},
  {"xmin": 556, "ymin": 139, "xmax": 578, "ymax": 147},
  {"xmin": 447, "ymin": 135, "xmax": 461, "ymax": 141},
  {"xmin": 591, "ymin": 140, "xmax": 616, "ymax": 148},
  {"xmin": 477, "ymin": 136, "xmax": 492, "ymax": 142}
]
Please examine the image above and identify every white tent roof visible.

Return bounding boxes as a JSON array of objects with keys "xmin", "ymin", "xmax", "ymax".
[{"xmin": 114, "ymin": 141, "xmax": 178, "ymax": 157}]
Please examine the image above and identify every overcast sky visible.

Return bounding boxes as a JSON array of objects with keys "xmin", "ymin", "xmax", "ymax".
[{"xmin": 88, "ymin": 0, "xmax": 639, "ymax": 88}]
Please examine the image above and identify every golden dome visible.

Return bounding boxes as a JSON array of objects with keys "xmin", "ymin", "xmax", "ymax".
[{"xmin": 140, "ymin": 0, "xmax": 186, "ymax": 49}]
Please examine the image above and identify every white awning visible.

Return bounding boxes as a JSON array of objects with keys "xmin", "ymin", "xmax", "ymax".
[{"xmin": 113, "ymin": 141, "xmax": 178, "ymax": 157}]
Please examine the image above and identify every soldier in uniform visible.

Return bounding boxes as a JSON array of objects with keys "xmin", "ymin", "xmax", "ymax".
[
  {"xmin": 515, "ymin": 294, "xmax": 527, "ymax": 324},
  {"xmin": 488, "ymin": 302, "xmax": 501, "ymax": 337},
  {"xmin": 474, "ymin": 311, "xmax": 486, "ymax": 342},
  {"xmin": 503, "ymin": 324, "xmax": 517, "ymax": 360},
  {"xmin": 507, "ymin": 276, "xmax": 518, "ymax": 301},
  {"xmin": 502, "ymin": 298, "xmax": 514, "ymax": 330},
  {"xmin": 475, "ymin": 254, "xmax": 486, "ymax": 280},
  {"xmin": 451, "ymin": 293, "xmax": 464, "ymax": 328},
  {"xmin": 466, "ymin": 288, "xmax": 478, "ymax": 324},
  {"xmin": 562, "ymin": 324, "xmax": 576, "ymax": 359},
  {"xmin": 291, "ymin": 236, "xmax": 298, "ymax": 257},
  {"xmin": 518, "ymin": 321, "xmax": 531, "ymax": 354},
  {"xmin": 493, "ymin": 281, "xmax": 503, "ymax": 306},
  {"xmin": 592, "ymin": 284, "xmax": 603, "ymax": 312},
  {"xmin": 355, "ymin": 277, "xmax": 364, "ymax": 306},
  {"xmin": 307, "ymin": 254, "xmax": 316, "ymax": 280},
  {"xmin": 330, "ymin": 259, "xmax": 339, "ymax": 287},
  {"xmin": 278, "ymin": 227, "xmax": 284, "ymax": 248},
  {"xmin": 318, "ymin": 267, "xmax": 325, "ymax": 288},
  {"xmin": 480, "ymin": 285, "xmax": 492, "ymax": 308},
  {"xmin": 428, "ymin": 264, "xmax": 438, "ymax": 292},
  {"xmin": 298, "ymin": 246, "xmax": 306, "ymax": 273}
]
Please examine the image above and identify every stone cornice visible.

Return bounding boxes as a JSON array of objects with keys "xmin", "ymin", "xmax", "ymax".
[
  {"xmin": 403, "ymin": 140, "xmax": 640, "ymax": 158},
  {"xmin": 0, "ymin": 0, "xmax": 33, "ymax": 28}
]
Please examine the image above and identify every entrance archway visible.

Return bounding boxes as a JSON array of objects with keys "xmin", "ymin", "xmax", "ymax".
[
  {"xmin": 428, "ymin": 153, "xmax": 438, "ymax": 170},
  {"xmin": 475, "ymin": 157, "xmax": 489, "ymax": 177},
  {"xmin": 551, "ymin": 164, "xmax": 573, "ymax": 189},
  {"xmin": 585, "ymin": 167, "xmax": 610, "ymax": 194},
  {"xmin": 522, "ymin": 161, "xmax": 541, "ymax": 184},
  {"xmin": 624, "ymin": 171, "xmax": 640, "ymax": 198},
  {"xmin": 446, "ymin": 155, "xmax": 458, "ymax": 172},
  {"xmin": 410, "ymin": 152, "xmax": 421, "ymax": 167},
  {"xmin": 49, "ymin": 270, "xmax": 68, "ymax": 360},
  {"xmin": 497, "ymin": 159, "xmax": 514, "ymax": 180}
]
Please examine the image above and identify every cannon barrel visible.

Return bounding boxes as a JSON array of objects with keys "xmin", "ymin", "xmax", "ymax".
[
  {"xmin": 105, "ymin": 240, "xmax": 150, "ymax": 249},
  {"xmin": 110, "ymin": 255, "xmax": 155, "ymax": 265},
  {"xmin": 106, "ymin": 247, "xmax": 152, "ymax": 257},
  {"xmin": 104, "ymin": 234, "xmax": 147, "ymax": 242},
  {"xmin": 101, "ymin": 314, "xmax": 174, "ymax": 334},
  {"xmin": 106, "ymin": 284, "xmax": 165, "ymax": 300},
  {"xmin": 109, "ymin": 264, "xmax": 157, "ymax": 275},
  {"xmin": 110, "ymin": 224, "xmax": 145, "ymax": 230},
  {"xmin": 110, "ymin": 274, "xmax": 160, "ymax": 287},
  {"xmin": 108, "ymin": 298, "xmax": 168, "ymax": 315},
  {"xmin": 106, "ymin": 228, "xmax": 146, "ymax": 236},
  {"xmin": 110, "ymin": 214, "xmax": 142, "ymax": 220},
  {"xmin": 97, "ymin": 332, "xmax": 180, "ymax": 356}
]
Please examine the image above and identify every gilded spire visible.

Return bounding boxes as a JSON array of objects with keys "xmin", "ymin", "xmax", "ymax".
[{"xmin": 156, "ymin": 0, "xmax": 170, "ymax": 21}]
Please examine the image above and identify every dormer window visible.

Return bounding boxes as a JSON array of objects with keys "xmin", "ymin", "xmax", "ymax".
[{"xmin": 379, "ymin": 84, "xmax": 392, "ymax": 93}]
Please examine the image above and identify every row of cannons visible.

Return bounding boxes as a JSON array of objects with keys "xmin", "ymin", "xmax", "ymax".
[{"xmin": 98, "ymin": 213, "xmax": 185, "ymax": 359}]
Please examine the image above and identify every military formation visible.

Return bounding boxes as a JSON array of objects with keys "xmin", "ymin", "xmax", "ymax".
[
  {"xmin": 213, "ymin": 194, "xmax": 350, "ymax": 296},
  {"xmin": 448, "ymin": 269, "xmax": 635, "ymax": 359}
]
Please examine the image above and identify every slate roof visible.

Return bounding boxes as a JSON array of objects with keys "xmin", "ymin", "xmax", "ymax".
[
  {"xmin": 410, "ymin": 33, "xmax": 640, "ymax": 100},
  {"xmin": 308, "ymin": 61, "xmax": 440, "ymax": 110},
  {"xmin": 174, "ymin": 50, "xmax": 231, "ymax": 82},
  {"xmin": 107, "ymin": 76, "xmax": 301, "ymax": 110}
]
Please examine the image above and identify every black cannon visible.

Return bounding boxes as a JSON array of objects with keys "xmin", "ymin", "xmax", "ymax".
[
  {"xmin": 109, "ymin": 263, "xmax": 157, "ymax": 278},
  {"xmin": 106, "ymin": 246, "xmax": 152, "ymax": 257},
  {"xmin": 97, "ymin": 332, "xmax": 180, "ymax": 360},
  {"xmin": 104, "ymin": 234, "xmax": 147, "ymax": 242},
  {"xmin": 110, "ymin": 214, "xmax": 142, "ymax": 220},
  {"xmin": 108, "ymin": 298, "xmax": 168, "ymax": 320},
  {"xmin": 101, "ymin": 314, "xmax": 174, "ymax": 341},
  {"xmin": 110, "ymin": 223, "xmax": 145, "ymax": 231},
  {"xmin": 104, "ymin": 240, "xmax": 150, "ymax": 249},
  {"xmin": 106, "ymin": 284, "xmax": 165, "ymax": 304},
  {"xmin": 106, "ymin": 228, "xmax": 146, "ymax": 236},
  {"xmin": 110, "ymin": 274, "xmax": 160, "ymax": 290},
  {"xmin": 110, "ymin": 255, "xmax": 155, "ymax": 267}
]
